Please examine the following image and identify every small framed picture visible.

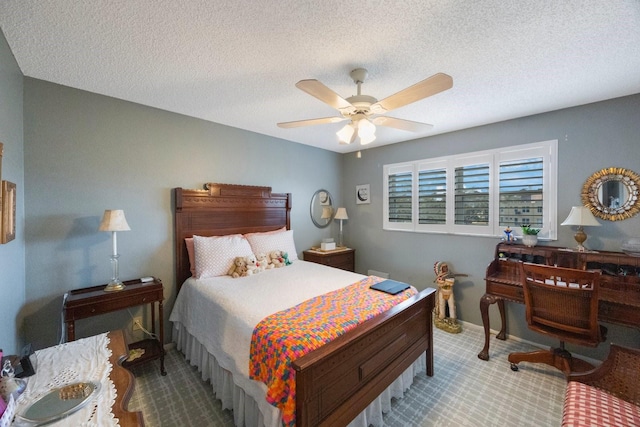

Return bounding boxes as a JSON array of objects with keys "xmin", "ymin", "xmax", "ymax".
[
  {"xmin": 2, "ymin": 180, "xmax": 16, "ymax": 243},
  {"xmin": 356, "ymin": 184, "xmax": 370, "ymax": 204}
]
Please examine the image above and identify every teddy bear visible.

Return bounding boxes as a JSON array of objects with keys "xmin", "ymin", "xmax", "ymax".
[
  {"xmin": 255, "ymin": 252, "xmax": 274, "ymax": 271},
  {"xmin": 269, "ymin": 250, "xmax": 285, "ymax": 268},
  {"xmin": 228, "ymin": 256, "xmax": 249, "ymax": 278},
  {"xmin": 244, "ymin": 254, "xmax": 261, "ymax": 276}
]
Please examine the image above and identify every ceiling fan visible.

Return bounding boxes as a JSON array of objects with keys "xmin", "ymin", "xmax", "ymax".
[{"xmin": 277, "ymin": 68, "xmax": 453, "ymax": 145}]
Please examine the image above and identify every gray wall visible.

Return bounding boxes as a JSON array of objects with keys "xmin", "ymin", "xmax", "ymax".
[
  {"xmin": 0, "ymin": 28, "xmax": 26, "ymax": 354},
  {"xmin": 4, "ymin": 22, "xmax": 639, "ymax": 361},
  {"xmin": 23, "ymin": 78, "xmax": 343, "ymax": 349},
  {"xmin": 342, "ymin": 94, "xmax": 640, "ymax": 360}
]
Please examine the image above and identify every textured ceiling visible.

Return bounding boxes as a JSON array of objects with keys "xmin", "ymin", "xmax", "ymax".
[{"xmin": 1, "ymin": 1, "xmax": 639, "ymax": 153}]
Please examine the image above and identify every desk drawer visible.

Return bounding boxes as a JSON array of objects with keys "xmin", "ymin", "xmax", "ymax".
[
  {"xmin": 485, "ymin": 280, "xmax": 524, "ymax": 302},
  {"xmin": 66, "ymin": 290, "xmax": 161, "ymax": 320},
  {"xmin": 600, "ymin": 301, "xmax": 640, "ymax": 327}
]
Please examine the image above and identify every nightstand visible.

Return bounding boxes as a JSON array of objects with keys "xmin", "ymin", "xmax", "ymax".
[
  {"xmin": 303, "ymin": 247, "xmax": 355, "ymax": 272},
  {"xmin": 64, "ymin": 277, "xmax": 166, "ymax": 375}
]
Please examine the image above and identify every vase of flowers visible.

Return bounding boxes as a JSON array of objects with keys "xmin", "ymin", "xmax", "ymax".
[{"xmin": 520, "ymin": 225, "xmax": 540, "ymax": 247}]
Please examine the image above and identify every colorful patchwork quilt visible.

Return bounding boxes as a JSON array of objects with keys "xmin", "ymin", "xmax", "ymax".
[{"xmin": 249, "ymin": 276, "xmax": 417, "ymax": 427}]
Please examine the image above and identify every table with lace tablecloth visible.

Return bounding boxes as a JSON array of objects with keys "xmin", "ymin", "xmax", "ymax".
[{"xmin": 12, "ymin": 330, "xmax": 141, "ymax": 426}]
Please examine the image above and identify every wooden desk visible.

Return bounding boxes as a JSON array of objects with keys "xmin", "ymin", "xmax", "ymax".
[
  {"xmin": 108, "ymin": 330, "xmax": 144, "ymax": 426},
  {"xmin": 64, "ymin": 278, "xmax": 166, "ymax": 375},
  {"xmin": 478, "ymin": 243, "xmax": 640, "ymax": 361}
]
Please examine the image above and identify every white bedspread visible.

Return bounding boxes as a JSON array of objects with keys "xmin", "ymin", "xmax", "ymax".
[
  {"xmin": 171, "ymin": 261, "xmax": 365, "ymax": 377},
  {"xmin": 170, "ymin": 261, "xmax": 424, "ymax": 426}
]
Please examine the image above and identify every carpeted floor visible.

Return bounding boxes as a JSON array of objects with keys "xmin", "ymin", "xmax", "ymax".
[{"xmin": 128, "ymin": 325, "xmax": 566, "ymax": 426}]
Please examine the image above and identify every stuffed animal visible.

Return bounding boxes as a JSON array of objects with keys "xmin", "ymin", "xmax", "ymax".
[
  {"xmin": 282, "ymin": 252, "xmax": 292, "ymax": 266},
  {"xmin": 244, "ymin": 254, "xmax": 261, "ymax": 276},
  {"xmin": 255, "ymin": 252, "xmax": 274, "ymax": 271},
  {"xmin": 228, "ymin": 256, "xmax": 248, "ymax": 278},
  {"xmin": 269, "ymin": 250, "xmax": 285, "ymax": 268}
]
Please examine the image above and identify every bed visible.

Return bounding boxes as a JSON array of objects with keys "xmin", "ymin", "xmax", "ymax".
[{"xmin": 170, "ymin": 183, "xmax": 436, "ymax": 427}]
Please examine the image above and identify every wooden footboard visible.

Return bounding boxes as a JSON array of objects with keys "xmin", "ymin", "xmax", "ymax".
[{"xmin": 293, "ymin": 288, "xmax": 436, "ymax": 427}]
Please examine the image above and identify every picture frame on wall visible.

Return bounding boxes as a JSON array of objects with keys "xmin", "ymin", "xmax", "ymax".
[
  {"xmin": 0, "ymin": 142, "xmax": 3, "ymax": 235},
  {"xmin": 2, "ymin": 180, "xmax": 16, "ymax": 243},
  {"xmin": 356, "ymin": 184, "xmax": 370, "ymax": 204}
]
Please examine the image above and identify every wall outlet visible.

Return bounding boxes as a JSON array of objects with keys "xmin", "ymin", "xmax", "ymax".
[{"xmin": 132, "ymin": 316, "xmax": 143, "ymax": 331}]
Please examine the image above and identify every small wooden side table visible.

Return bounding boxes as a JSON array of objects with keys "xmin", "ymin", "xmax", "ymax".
[
  {"xmin": 64, "ymin": 277, "xmax": 166, "ymax": 375},
  {"xmin": 303, "ymin": 247, "xmax": 355, "ymax": 272}
]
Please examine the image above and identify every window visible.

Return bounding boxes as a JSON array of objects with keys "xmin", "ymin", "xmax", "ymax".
[{"xmin": 383, "ymin": 140, "xmax": 558, "ymax": 239}]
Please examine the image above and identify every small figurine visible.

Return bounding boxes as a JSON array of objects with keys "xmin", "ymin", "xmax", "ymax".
[
  {"xmin": 433, "ymin": 261, "xmax": 466, "ymax": 334},
  {"xmin": 503, "ymin": 227, "xmax": 516, "ymax": 243}
]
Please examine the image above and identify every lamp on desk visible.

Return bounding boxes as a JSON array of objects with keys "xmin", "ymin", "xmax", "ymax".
[
  {"xmin": 561, "ymin": 206, "xmax": 600, "ymax": 252},
  {"xmin": 334, "ymin": 207, "xmax": 348, "ymax": 247},
  {"xmin": 99, "ymin": 210, "xmax": 131, "ymax": 292}
]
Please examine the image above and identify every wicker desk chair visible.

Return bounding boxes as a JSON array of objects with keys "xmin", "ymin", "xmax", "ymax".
[
  {"xmin": 568, "ymin": 344, "xmax": 640, "ymax": 406},
  {"xmin": 508, "ymin": 262, "xmax": 606, "ymax": 378}
]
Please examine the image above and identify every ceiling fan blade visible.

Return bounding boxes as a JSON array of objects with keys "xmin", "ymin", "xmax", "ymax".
[
  {"xmin": 372, "ymin": 116, "xmax": 434, "ymax": 132},
  {"xmin": 371, "ymin": 73, "xmax": 453, "ymax": 113},
  {"xmin": 295, "ymin": 79, "xmax": 356, "ymax": 114},
  {"xmin": 277, "ymin": 116, "xmax": 346, "ymax": 128}
]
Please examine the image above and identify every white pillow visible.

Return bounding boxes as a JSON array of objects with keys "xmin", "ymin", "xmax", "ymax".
[
  {"xmin": 193, "ymin": 234, "xmax": 254, "ymax": 279},
  {"xmin": 245, "ymin": 229, "xmax": 298, "ymax": 261}
]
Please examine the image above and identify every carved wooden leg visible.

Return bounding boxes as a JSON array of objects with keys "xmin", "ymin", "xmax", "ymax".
[
  {"xmin": 478, "ymin": 293, "xmax": 498, "ymax": 361},
  {"xmin": 496, "ymin": 298, "xmax": 507, "ymax": 340}
]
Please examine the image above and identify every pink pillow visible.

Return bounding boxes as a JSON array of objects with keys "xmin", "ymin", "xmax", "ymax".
[
  {"xmin": 245, "ymin": 229, "xmax": 298, "ymax": 261},
  {"xmin": 243, "ymin": 227, "xmax": 286, "ymax": 239},
  {"xmin": 193, "ymin": 234, "xmax": 254, "ymax": 279}
]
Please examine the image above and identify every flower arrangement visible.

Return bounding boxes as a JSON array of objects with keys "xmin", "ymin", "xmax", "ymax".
[{"xmin": 520, "ymin": 225, "xmax": 540, "ymax": 235}]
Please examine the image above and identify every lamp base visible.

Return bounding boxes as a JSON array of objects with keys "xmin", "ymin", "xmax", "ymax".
[
  {"xmin": 574, "ymin": 227, "xmax": 587, "ymax": 252},
  {"xmin": 104, "ymin": 280, "xmax": 125, "ymax": 292}
]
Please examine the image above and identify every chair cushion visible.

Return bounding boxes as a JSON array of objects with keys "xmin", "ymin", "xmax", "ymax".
[{"xmin": 562, "ymin": 381, "xmax": 640, "ymax": 426}]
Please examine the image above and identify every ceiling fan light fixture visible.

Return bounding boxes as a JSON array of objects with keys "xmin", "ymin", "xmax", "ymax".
[
  {"xmin": 357, "ymin": 118, "xmax": 376, "ymax": 137},
  {"xmin": 359, "ymin": 132, "xmax": 376, "ymax": 145},
  {"xmin": 337, "ymin": 123, "xmax": 356, "ymax": 144}
]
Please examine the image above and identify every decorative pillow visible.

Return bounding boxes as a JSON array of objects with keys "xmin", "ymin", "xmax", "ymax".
[
  {"xmin": 185, "ymin": 237, "xmax": 196, "ymax": 277},
  {"xmin": 243, "ymin": 227, "xmax": 286, "ymax": 238},
  {"xmin": 193, "ymin": 234, "xmax": 254, "ymax": 279},
  {"xmin": 245, "ymin": 229, "xmax": 298, "ymax": 261}
]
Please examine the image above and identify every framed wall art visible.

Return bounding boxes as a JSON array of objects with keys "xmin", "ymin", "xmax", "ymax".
[
  {"xmin": 2, "ymin": 180, "xmax": 16, "ymax": 243},
  {"xmin": 356, "ymin": 184, "xmax": 370, "ymax": 204}
]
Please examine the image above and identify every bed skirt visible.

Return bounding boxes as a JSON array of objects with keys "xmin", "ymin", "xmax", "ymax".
[{"xmin": 172, "ymin": 321, "xmax": 426, "ymax": 427}]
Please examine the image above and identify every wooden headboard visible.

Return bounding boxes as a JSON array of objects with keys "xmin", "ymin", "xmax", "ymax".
[{"xmin": 174, "ymin": 183, "xmax": 292, "ymax": 288}]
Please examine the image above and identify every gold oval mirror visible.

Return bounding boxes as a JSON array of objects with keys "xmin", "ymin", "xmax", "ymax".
[{"xmin": 581, "ymin": 167, "xmax": 640, "ymax": 221}]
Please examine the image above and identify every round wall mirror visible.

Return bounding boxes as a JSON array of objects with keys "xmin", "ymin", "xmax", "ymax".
[
  {"xmin": 310, "ymin": 189, "xmax": 334, "ymax": 228},
  {"xmin": 581, "ymin": 167, "xmax": 640, "ymax": 221}
]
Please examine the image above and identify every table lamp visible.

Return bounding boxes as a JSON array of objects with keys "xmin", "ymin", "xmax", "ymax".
[
  {"xmin": 99, "ymin": 210, "xmax": 131, "ymax": 291},
  {"xmin": 334, "ymin": 207, "xmax": 348, "ymax": 247},
  {"xmin": 561, "ymin": 206, "xmax": 600, "ymax": 251},
  {"xmin": 321, "ymin": 206, "xmax": 333, "ymax": 224}
]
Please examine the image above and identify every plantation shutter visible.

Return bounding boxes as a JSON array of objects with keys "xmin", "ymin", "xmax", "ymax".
[
  {"xmin": 418, "ymin": 168, "xmax": 447, "ymax": 224},
  {"xmin": 388, "ymin": 171, "xmax": 413, "ymax": 223},
  {"xmin": 499, "ymin": 157, "xmax": 544, "ymax": 228},
  {"xmin": 454, "ymin": 164, "xmax": 490, "ymax": 225}
]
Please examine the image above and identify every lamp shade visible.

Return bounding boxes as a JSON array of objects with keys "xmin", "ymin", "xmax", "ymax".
[
  {"xmin": 561, "ymin": 206, "xmax": 601, "ymax": 227},
  {"xmin": 99, "ymin": 210, "xmax": 131, "ymax": 232},
  {"xmin": 337, "ymin": 123, "xmax": 356, "ymax": 144},
  {"xmin": 334, "ymin": 207, "xmax": 348, "ymax": 220},
  {"xmin": 321, "ymin": 206, "xmax": 333, "ymax": 219}
]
